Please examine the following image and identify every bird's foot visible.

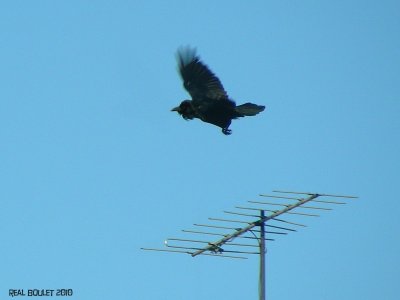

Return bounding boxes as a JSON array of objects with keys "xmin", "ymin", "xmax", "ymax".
[{"xmin": 222, "ymin": 128, "xmax": 232, "ymax": 135}]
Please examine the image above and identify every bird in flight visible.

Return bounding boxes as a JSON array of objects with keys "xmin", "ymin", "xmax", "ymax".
[{"xmin": 171, "ymin": 47, "xmax": 265, "ymax": 135}]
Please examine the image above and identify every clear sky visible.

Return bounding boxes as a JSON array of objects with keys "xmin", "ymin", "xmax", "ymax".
[{"xmin": 1, "ymin": 1, "xmax": 399, "ymax": 299}]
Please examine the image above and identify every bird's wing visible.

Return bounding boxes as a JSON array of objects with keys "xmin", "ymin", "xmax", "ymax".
[{"xmin": 177, "ymin": 47, "xmax": 228, "ymax": 101}]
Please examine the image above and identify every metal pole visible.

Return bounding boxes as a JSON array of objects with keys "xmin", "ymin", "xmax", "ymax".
[{"xmin": 259, "ymin": 210, "xmax": 266, "ymax": 300}]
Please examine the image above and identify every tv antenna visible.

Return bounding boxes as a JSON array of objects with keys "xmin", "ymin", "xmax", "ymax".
[{"xmin": 142, "ymin": 190, "xmax": 357, "ymax": 300}]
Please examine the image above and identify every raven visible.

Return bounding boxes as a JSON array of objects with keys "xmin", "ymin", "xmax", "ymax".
[{"xmin": 171, "ymin": 47, "xmax": 265, "ymax": 135}]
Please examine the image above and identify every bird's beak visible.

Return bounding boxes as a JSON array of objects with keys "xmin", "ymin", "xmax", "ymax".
[{"xmin": 171, "ymin": 106, "xmax": 179, "ymax": 112}]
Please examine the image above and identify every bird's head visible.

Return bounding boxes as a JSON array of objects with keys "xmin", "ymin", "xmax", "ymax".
[{"xmin": 171, "ymin": 100, "xmax": 196, "ymax": 120}]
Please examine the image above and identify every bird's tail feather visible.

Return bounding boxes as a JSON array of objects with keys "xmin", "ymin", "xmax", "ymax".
[{"xmin": 235, "ymin": 103, "xmax": 265, "ymax": 116}]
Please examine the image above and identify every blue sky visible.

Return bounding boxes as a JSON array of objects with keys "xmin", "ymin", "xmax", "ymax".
[{"xmin": 1, "ymin": 1, "xmax": 399, "ymax": 299}]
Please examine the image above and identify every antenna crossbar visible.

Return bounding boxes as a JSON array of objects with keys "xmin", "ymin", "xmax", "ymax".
[{"xmin": 272, "ymin": 190, "xmax": 358, "ymax": 198}]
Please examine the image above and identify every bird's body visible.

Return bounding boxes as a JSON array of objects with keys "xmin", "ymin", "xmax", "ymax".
[{"xmin": 172, "ymin": 47, "xmax": 265, "ymax": 135}]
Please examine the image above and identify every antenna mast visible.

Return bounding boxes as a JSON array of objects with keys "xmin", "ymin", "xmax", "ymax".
[{"xmin": 142, "ymin": 190, "xmax": 357, "ymax": 300}]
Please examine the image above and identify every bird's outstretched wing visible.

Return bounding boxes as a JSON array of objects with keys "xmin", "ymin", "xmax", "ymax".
[{"xmin": 177, "ymin": 47, "xmax": 228, "ymax": 102}]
